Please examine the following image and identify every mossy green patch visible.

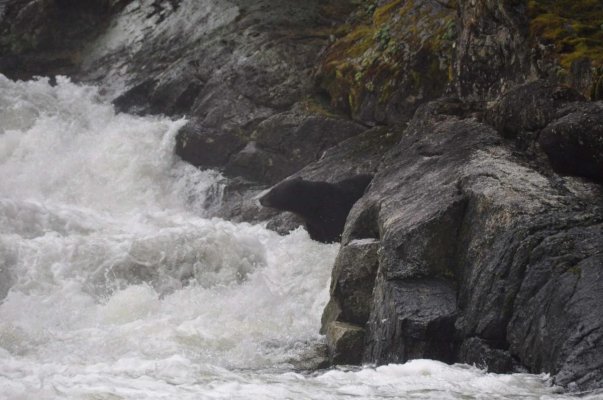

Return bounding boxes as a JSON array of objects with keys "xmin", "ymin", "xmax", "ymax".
[
  {"xmin": 317, "ymin": 0, "xmax": 455, "ymax": 120},
  {"xmin": 529, "ymin": 0, "xmax": 603, "ymax": 69}
]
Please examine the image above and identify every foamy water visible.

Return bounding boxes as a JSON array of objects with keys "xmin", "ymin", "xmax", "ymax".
[{"xmin": 0, "ymin": 76, "xmax": 598, "ymax": 399}]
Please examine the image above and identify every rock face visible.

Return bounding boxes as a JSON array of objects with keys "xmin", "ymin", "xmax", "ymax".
[
  {"xmin": 484, "ymin": 80, "xmax": 585, "ymax": 145},
  {"xmin": 326, "ymin": 321, "xmax": 365, "ymax": 365},
  {"xmin": 88, "ymin": 0, "xmax": 362, "ymax": 184},
  {"xmin": 455, "ymin": 0, "xmax": 532, "ymax": 101},
  {"xmin": 1, "ymin": 0, "xmax": 363, "ymax": 194},
  {"xmin": 326, "ymin": 99, "xmax": 603, "ymax": 390},
  {"xmin": 483, "ymin": 80, "xmax": 603, "ymax": 182}
]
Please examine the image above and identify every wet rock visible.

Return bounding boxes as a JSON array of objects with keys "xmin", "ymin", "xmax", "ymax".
[
  {"xmin": 507, "ymin": 221, "xmax": 603, "ymax": 390},
  {"xmin": 323, "ymin": 100, "xmax": 603, "ymax": 390},
  {"xmin": 211, "ymin": 121, "xmax": 397, "ymax": 231},
  {"xmin": 224, "ymin": 107, "xmax": 367, "ymax": 184},
  {"xmin": 458, "ymin": 337, "xmax": 515, "ymax": 374},
  {"xmin": 367, "ymin": 278, "xmax": 458, "ymax": 364},
  {"xmin": 484, "ymin": 80, "xmax": 585, "ymax": 146},
  {"xmin": 294, "ymin": 126, "xmax": 402, "ymax": 184},
  {"xmin": 84, "ymin": 0, "xmax": 360, "ymax": 180},
  {"xmin": 326, "ymin": 321, "xmax": 365, "ymax": 365},
  {"xmin": 323, "ymin": 238, "xmax": 380, "ymax": 329},
  {"xmin": 539, "ymin": 102, "xmax": 603, "ymax": 182},
  {"xmin": 175, "ymin": 123, "xmax": 248, "ymax": 169}
]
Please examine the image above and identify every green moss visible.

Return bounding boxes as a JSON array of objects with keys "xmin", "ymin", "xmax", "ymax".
[
  {"xmin": 300, "ymin": 97, "xmax": 340, "ymax": 118},
  {"xmin": 317, "ymin": 0, "xmax": 455, "ymax": 119},
  {"xmin": 529, "ymin": 0, "xmax": 603, "ymax": 69},
  {"xmin": 592, "ymin": 71, "xmax": 603, "ymax": 99}
]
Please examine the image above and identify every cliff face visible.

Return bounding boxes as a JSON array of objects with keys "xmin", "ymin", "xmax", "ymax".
[{"xmin": 1, "ymin": 0, "xmax": 602, "ymax": 391}]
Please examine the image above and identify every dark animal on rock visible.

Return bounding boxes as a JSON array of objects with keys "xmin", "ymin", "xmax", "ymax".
[{"xmin": 259, "ymin": 175, "xmax": 373, "ymax": 243}]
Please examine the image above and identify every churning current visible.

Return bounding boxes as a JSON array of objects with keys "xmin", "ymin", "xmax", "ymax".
[{"xmin": 0, "ymin": 75, "xmax": 596, "ymax": 399}]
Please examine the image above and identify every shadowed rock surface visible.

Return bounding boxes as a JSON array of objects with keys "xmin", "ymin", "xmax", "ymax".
[{"xmin": 539, "ymin": 102, "xmax": 603, "ymax": 182}]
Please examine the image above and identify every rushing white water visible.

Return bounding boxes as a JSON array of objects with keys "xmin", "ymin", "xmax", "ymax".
[{"xmin": 0, "ymin": 76, "xmax": 598, "ymax": 400}]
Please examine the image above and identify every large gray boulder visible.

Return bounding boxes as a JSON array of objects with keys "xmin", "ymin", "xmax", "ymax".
[{"xmin": 325, "ymin": 99, "xmax": 603, "ymax": 390}]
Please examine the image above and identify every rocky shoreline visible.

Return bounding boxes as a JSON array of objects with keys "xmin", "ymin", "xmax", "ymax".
[{"xmin": 1, "ymin": 0, "xmax": 602, "ymax": 391}]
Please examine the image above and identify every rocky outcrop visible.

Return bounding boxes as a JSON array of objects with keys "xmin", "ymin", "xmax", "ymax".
[
  {"xmin": 1, "ymin": 0, "xmax": 364, "ymax": 194},
  {"xmin": 483, "ymin": 80, "xmax": 603, "ymax": 182},
  {"xmin": 484, "ymin": 80, "xmax": 585, "ymax": 145},
  {"xmin": 90, "ymin": 0, "xmax": 362, "ymax": 183},
  {"xmin": 175, "ymin": 105, "xmax": 367, "ymax": 185},
  {"xmin": 320, "ymin": 98, "xmax": 603, "ymax": 390}
]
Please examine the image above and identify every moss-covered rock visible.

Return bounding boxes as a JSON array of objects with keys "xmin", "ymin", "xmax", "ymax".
[
  {"xmin": 529, "ymin": 0, "xmax": 603, "ymax": 98},
  {"xmin": 316, "ymin": 0, "xmax": 456, "ymax": 125},
  {"xmin": 529, "ymin": 0, "xmax": 603, "ymax": 69}
]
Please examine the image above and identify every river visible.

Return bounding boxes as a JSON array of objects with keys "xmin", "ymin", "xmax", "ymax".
[{"xmin": 0, "ymin": 75, "xmax": 598, "ymax": 399}]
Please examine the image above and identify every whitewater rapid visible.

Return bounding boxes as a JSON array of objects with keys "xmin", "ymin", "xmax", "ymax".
[{"xmin": 0, "ymin": 76, "xmax": 597, "ymax": 399}]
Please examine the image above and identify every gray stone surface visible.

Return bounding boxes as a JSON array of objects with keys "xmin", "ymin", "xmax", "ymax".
[
  {"xmin": 335, "ymin": 99, "xmax": 603, "ymax": 390},
  {"xmin": 326, "ymin": 321, "xmax": 365, "ymax": 365},
  {"xmin": 325, "ymin": 238, "xmax": 380, "ymax": 327}
]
